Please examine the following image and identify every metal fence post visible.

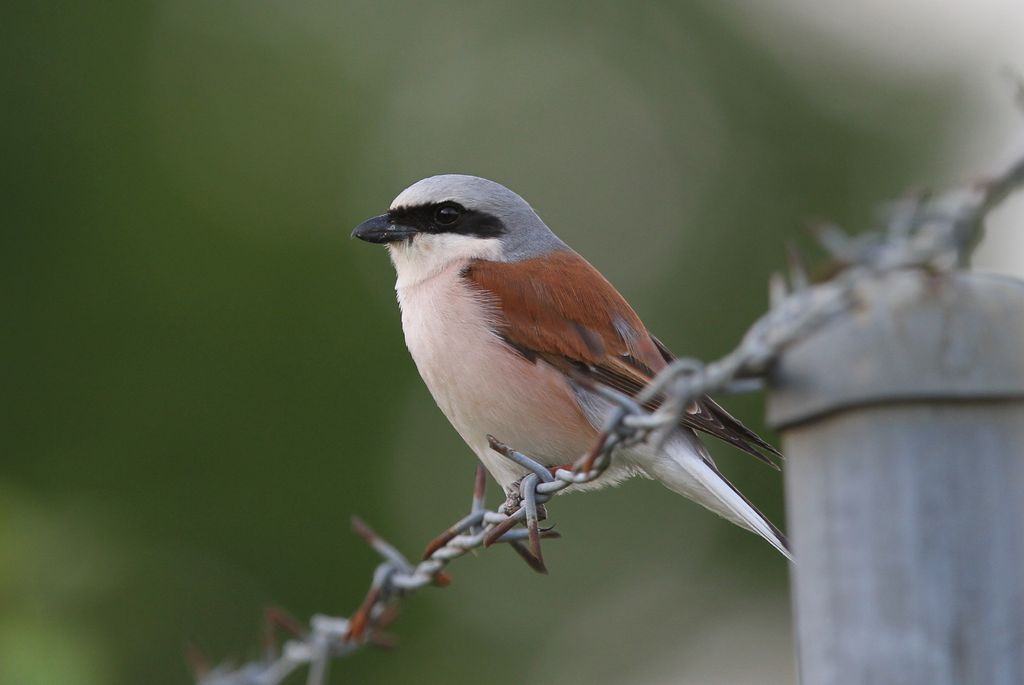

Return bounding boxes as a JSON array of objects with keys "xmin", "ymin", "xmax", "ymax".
[{"xmin": 768, "ymin": 269, "xmax": 1024, "ymax": 684}]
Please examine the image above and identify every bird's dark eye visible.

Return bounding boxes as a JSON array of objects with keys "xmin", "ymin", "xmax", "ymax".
[{"xmin": 434, "ymin": 204, "xmax": 462, "ymax": 226}]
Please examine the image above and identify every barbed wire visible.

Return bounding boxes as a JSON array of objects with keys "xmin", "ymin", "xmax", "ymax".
[{"xmin": 191, "ymin": 146, "xmax": 1024, "ymax": 685}]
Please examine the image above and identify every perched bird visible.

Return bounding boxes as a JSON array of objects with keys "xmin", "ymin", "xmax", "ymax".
[{"xmin": 352, "ymin": 175, "xmax": 790, "ymax": 559}]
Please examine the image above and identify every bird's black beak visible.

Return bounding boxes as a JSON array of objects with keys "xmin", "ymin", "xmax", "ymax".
[{"xmin": 351, "ymin": 214, "xmax": 416, "ymax": 244}]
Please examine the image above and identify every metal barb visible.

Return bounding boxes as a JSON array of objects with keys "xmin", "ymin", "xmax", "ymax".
[
  {"xmin": 785, "ymin": 241, "xmax": 810, "ymax": 291},
  {"xmin": 521, "ymin": 474, "xmax": 547, "ymax": 573},
  {"xmin": 508, "ymin": 539, "xmax": 548, "ymax": 573},
  {"xmin": 351, "ymin": 516, "xmax": 413, "ymax": 574},
  {"xmin": 769, "ymin": 271, "xmax": 788, "ymax": 309},
  {"xmin": 489, "ymin": 435, "xmax": 556, "ymax": 482},
  {"xmin": 346, "ymin": 584, "xmax": 383, "ymax": 642},
  {"xmin": 263, "ymin": 606, "xmax": 307, "ymax": 659},
  {"xmin": 483, "ymin": 512, "xmax": 524, "ymax": 547},
  {"xmin": 472, "ymin": 465, "xmax": 487, "ymax": 516},
  {"xmin": 185, "ymin": 642, "xmax": 211, "ymax": 680}
]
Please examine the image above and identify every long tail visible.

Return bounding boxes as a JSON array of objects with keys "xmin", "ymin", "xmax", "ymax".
[{"xmin": 643, "ymin": 431, "xmax": 792, "ymax": 561}]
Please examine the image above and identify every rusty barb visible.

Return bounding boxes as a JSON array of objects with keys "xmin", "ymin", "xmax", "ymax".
[{"xmin": 194, "ymin": 144, "xmax": 1024, "ymax": 685}]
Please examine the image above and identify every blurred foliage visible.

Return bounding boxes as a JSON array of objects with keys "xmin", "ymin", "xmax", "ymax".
[{"xmin": 2, "ymin": 1, "xmax": 969, "ymax": 683}]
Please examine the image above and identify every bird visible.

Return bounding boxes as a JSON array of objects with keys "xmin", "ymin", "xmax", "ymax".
[{"xmin": 351, "ymin": 174, "xmax": 790, "ymax": 559}]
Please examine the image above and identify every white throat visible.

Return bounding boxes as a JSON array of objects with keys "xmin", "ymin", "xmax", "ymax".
[{"xmin": 388, "ymin": 233, "xmax": 503, "ymax": 289}]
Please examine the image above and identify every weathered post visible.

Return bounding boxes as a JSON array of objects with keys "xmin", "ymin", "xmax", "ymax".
[{"xmin": 768, "ymin": 269, "xmax": 1024, "ymax": 684}]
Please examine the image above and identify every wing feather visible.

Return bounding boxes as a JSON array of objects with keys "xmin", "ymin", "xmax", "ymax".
[{"xmin": 461, "ymin": 251, "xmax": 781, "ymax": 467}]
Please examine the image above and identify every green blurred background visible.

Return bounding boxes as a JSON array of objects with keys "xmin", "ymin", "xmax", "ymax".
[{"xmin": 3, "ymin": 1, "xmax": 1021, "ymax": 683}]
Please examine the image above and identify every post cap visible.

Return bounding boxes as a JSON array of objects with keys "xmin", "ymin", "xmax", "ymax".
[{"xmin": 767, "ymin": 270, "xmax": 1024, "ymax": 429}]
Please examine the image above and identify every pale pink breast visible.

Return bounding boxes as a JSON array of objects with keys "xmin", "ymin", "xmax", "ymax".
[{"xmin": 397, "ymin": 262, "xmax": 597, "ymax": 488}]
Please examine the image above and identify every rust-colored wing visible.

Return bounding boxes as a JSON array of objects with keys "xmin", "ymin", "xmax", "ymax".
[{"xmin": 461, "ymin": 250, "xmax": 781, "ymax": 467}]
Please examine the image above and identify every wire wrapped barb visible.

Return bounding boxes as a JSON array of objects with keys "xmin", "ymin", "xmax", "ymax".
[
  {"xmin": 194, "ymin": 149, "xmax": 1024, "ymax": 685},
  {"xmin": 191, "ymin": 450, "xmax": 601, "ymax": 685}
]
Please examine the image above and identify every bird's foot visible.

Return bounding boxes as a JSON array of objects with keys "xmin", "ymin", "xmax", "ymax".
[
  {"xmin": 500, "ymin": 484, "xmax": 523, "ymax": 515},
  {"xmin": 499, "ymin": 479, "xmax": 547, "ymax": 520}
]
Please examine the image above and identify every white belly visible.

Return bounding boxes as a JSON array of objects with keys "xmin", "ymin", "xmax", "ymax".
[{"xmin": 396, "ymin": 262, "xmax": 596, "ymax": 488}]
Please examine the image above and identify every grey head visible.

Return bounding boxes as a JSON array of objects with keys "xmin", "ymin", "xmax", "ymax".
[{"xmin": 351, "ymin": 174, "xmax": 567, "ymax": 263}]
